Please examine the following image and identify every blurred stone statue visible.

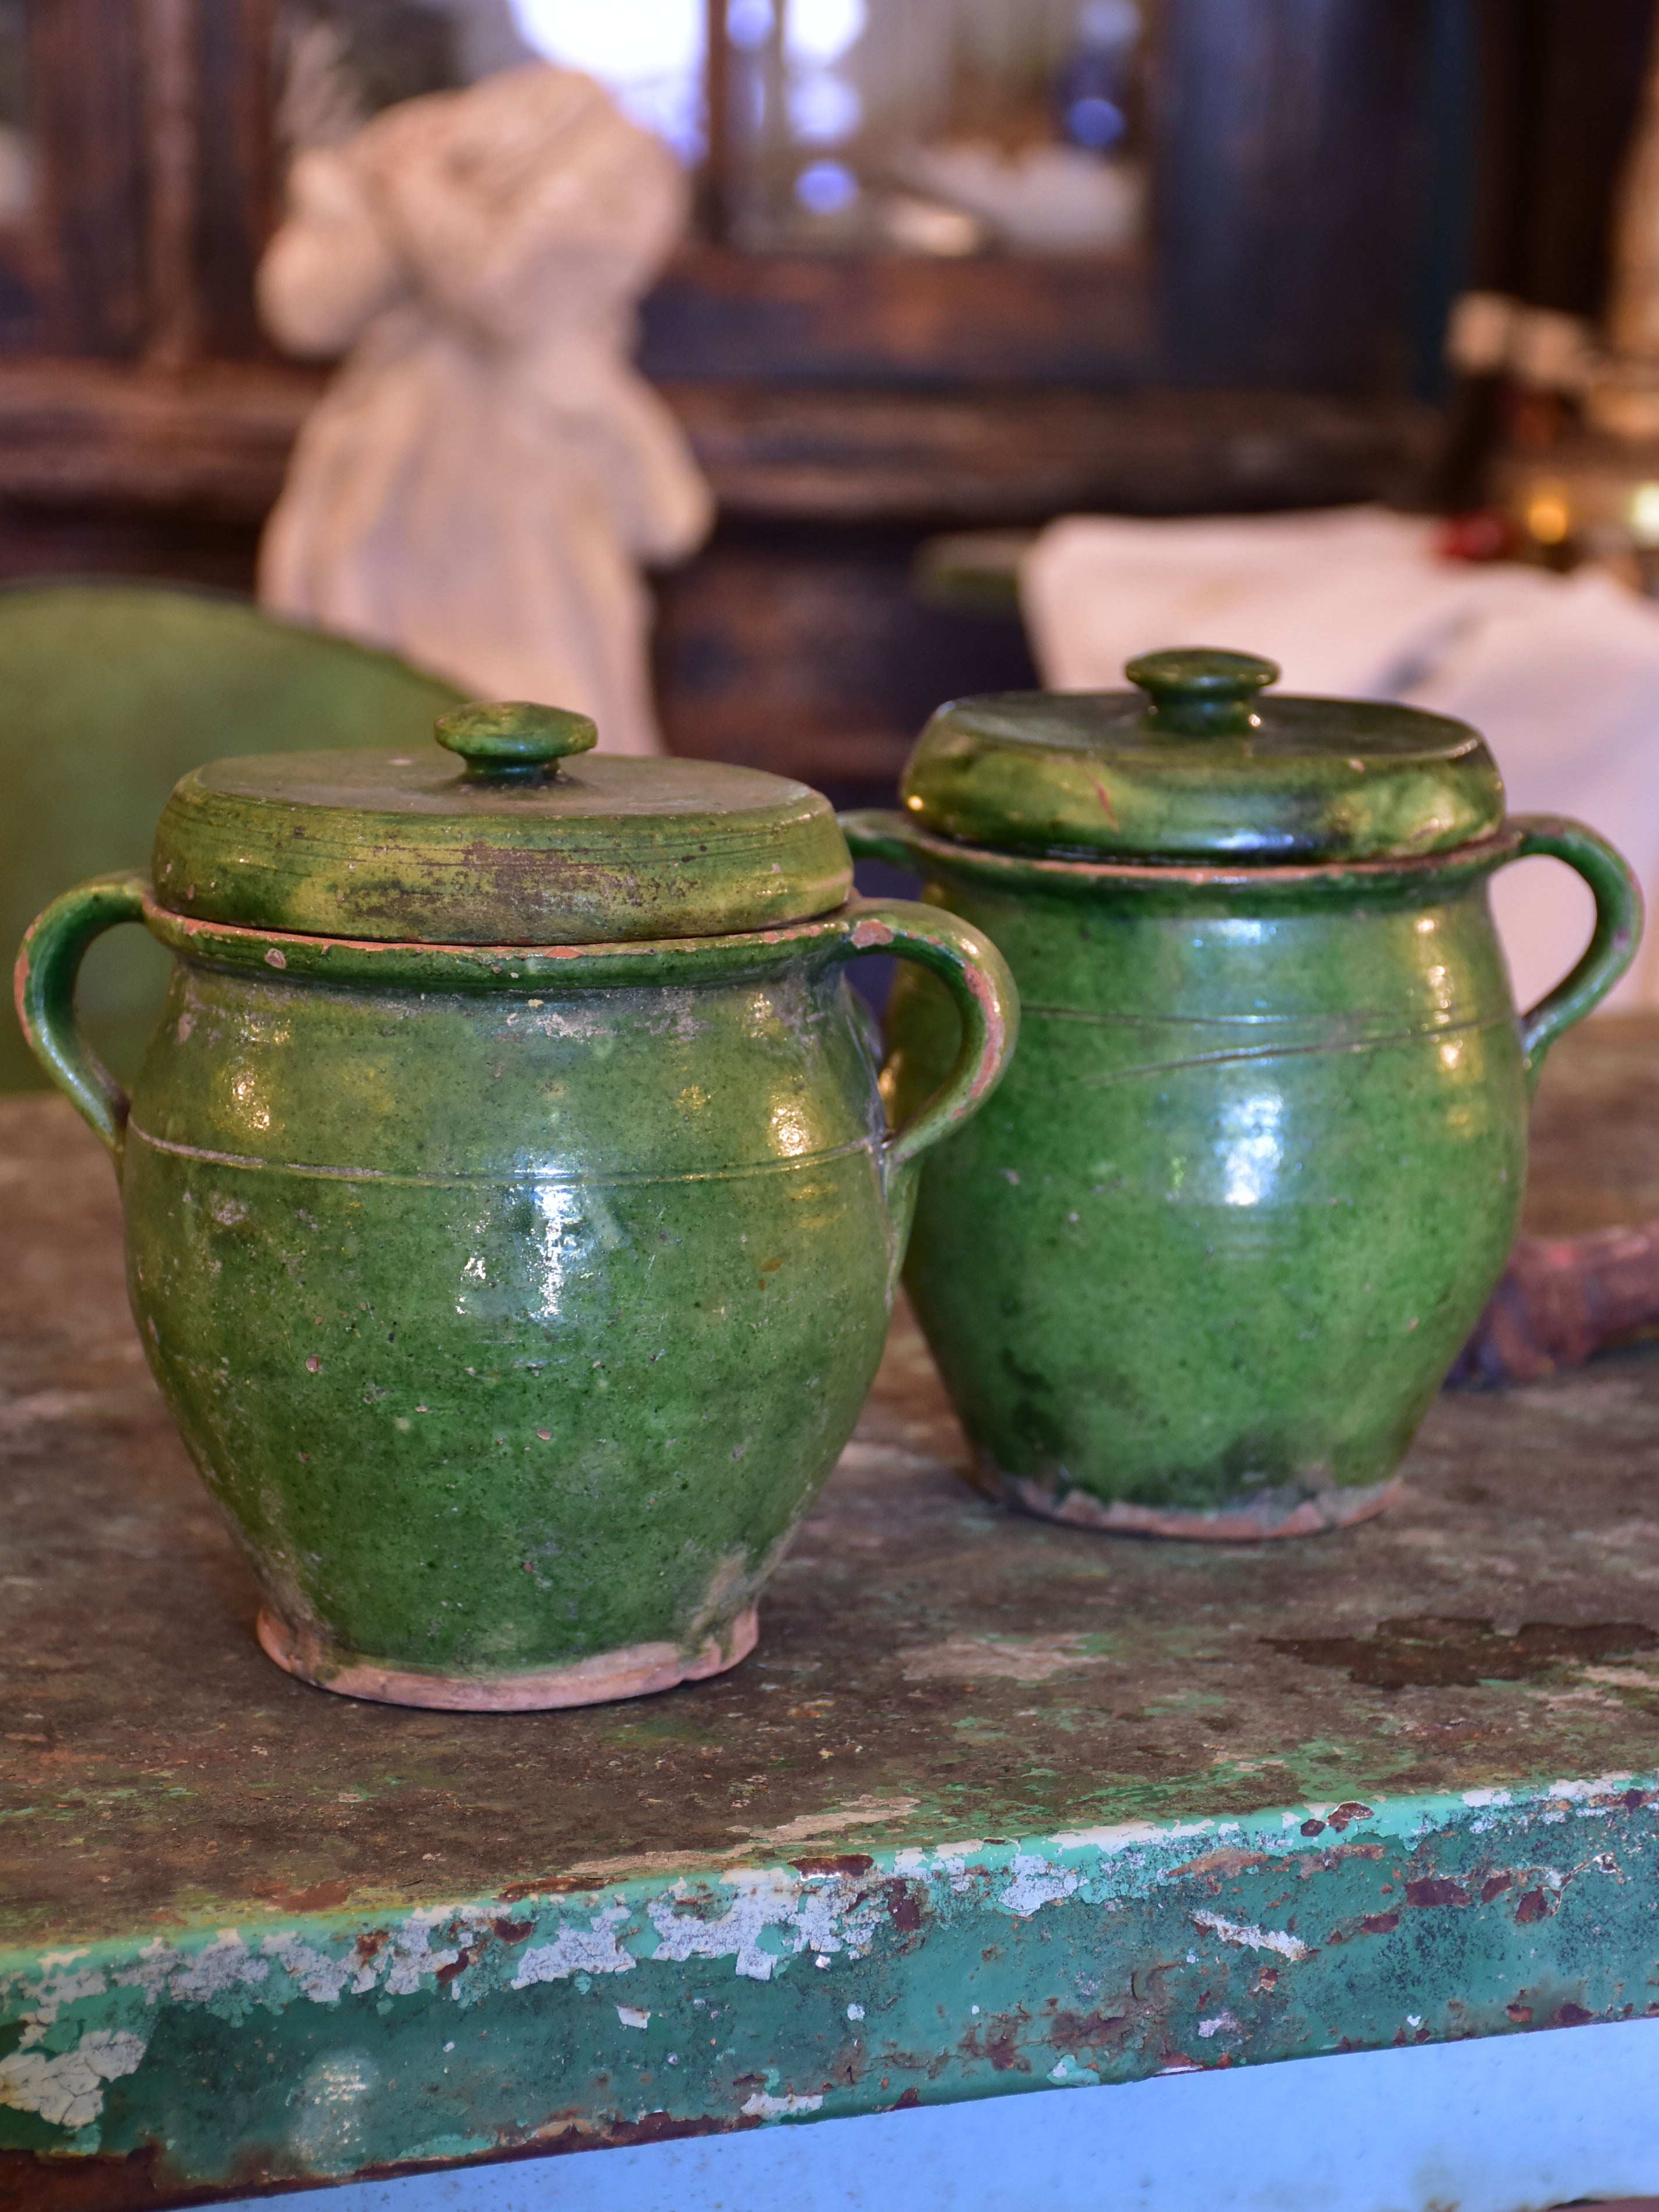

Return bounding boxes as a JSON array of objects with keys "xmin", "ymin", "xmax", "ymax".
[{"xmin": 257, "ymin": 63, "xmax": 712, "ymax": 755}]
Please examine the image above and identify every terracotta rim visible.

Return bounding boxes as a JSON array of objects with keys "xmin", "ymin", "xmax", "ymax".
[
  {"xmin": 975, "ymin": 1463, "xmax": 1404, "ymax": 1543},
  {"xmin": 256, "ymin": 1604, "xmax": 759, "ymax": 1710}
]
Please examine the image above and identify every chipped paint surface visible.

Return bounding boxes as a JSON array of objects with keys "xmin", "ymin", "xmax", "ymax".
[
  {"xmin": 1189, "ymin": 1911, "xmax": 1311, "ymax": 1962},
  {"xmin": 513, "ymin": 1906, "xmax": 637, "ymax": 1988},
  {"xmin": 647, "ymin": 1865, "xmax": 884, "ymax": 1982},
  {"xmin": 8, "ymin": 1776, "xmax": 1659, "ymax": 2191},
  {"xmin": 0, "ymin": 2031, "xmax": 147, "ymax": 2131}
]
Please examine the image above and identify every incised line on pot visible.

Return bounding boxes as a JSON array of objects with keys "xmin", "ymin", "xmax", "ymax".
[{"xmin": 124, "ymin": 1122, "xmax": 877, "ymax": 1191}]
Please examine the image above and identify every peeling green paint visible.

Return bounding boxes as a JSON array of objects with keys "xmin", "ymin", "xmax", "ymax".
[{"xmin": 6, "ymin": 1777, "xmax": 1659, "ymax": 2193}]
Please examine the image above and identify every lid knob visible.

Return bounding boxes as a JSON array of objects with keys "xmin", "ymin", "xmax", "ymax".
[
  {"xmin": 1126, "ymin": 647, "xmax": 1280, "ymax": 736},
  {"xmin": 435, "ymin": 700, "xmax": 599, "ymax": 779}
]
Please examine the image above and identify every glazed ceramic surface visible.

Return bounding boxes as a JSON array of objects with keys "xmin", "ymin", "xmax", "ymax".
[
  {"xmin": 16, "ymin": 713, "xmax": 1016, "ymax": 1706},
  {"xmin": 845, "ymin": 654, "xmax": 1641, "ymax": 1539}
]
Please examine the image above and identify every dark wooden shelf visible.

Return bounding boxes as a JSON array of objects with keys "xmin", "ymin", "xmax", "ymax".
[
  {"xmin": 638, "ymin": 245, "xmax": 1154, "ymax": 386},
  {"xmin": 0, "ymin": 358, "xmax": 1437, "ymax": 531},
  {"xmin": 0, "ymin": 357, "xmax": 321, "ymax": 523},
  {"xmin": 664, "ymin": 382, "xmax": 1438, "ymax": 525}
]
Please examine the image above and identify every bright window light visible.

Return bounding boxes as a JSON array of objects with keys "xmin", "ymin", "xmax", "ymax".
[
  {"xmin": 1066, "ymin": 95, "xmax": 1125, "ymax": 148},
  {"xmin": 1078, "ymin": 0, "xmax": 1140, "ymax": 46},
  {"xmin": 788, "ymin": 72, "xmax": 861, "ymax": 145},
  {"xmin": 510, "ymin": 0, "xmax": 705, "ymax": 156},
  {"xmin": 1632, "ymin": 482, "xmax": 1659, "ymax": 547},
  {"xmin": 785, "ymin": 0, "xmax": 866, "ymax": 66},
  {"xmin": 794, "ymin": 159, "xmax": 858, "ymax": 214},
  {"xmin": 511, "ymin": 0, "xmax": 701, "ymax": 84},
  {"xmin": 727, "ymin": 0, "xmax": 774, "ymax": 51}
]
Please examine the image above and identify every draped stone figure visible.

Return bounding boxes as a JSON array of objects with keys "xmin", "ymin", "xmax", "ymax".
[{"xmin": 257, "ymin": 63, "xmax": 712, "ymax": 756}]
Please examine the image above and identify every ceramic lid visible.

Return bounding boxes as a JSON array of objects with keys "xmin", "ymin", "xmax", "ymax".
[
  {"xmin": 899, "ymin": 649, "xmax": 1505, "ymax": 864},
  {"xmin": 152, "ymin": 702, "xmax": 852, "ymax": 944}
]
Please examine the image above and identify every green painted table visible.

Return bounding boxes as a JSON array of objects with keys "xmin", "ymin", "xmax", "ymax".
[{"xmin": 8, "ymin": 1019, "xmax": 1659, "ymax": 2207}]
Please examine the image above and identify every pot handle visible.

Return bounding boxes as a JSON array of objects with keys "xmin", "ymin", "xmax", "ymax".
[
  {"xmin": 831, "ymin": 897, "xmax": 1018, "ymax": 1174},
  {"xmin": 13, "ymin": 871, "xmax": 150, "ymax": 1170},
  {"xmin": 1503, "ymin": 818, "xmax": 1643, "ymax": 1091}
]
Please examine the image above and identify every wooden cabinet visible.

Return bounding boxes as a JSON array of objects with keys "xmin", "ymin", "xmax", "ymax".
[{"xmin": 0, "ymin": 1, "xmax": 1461, "ymax": 792}]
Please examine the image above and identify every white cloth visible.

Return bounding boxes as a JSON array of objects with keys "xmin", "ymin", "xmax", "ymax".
[
  {"xmin": 257, "ymin": 64, "xmax": 713, "ymax": 756},
  {"xmin": 1021, "ymin": 508, "xmax": 1659, "ymax": 1011}
]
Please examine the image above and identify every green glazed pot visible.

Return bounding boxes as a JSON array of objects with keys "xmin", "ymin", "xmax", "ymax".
[
  {"xmin": 845, "ymin": 653, "xmax": 1642, "ymax": 1540},
  {"xmin": 15, "ymin": 714, "xmax": 1016, "ymax": 1706}
]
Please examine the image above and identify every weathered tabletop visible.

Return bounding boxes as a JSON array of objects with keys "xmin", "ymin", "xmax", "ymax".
[{"xmin": 9, "ymin": 1020, "xmax": 1659, "ymax": 2207}]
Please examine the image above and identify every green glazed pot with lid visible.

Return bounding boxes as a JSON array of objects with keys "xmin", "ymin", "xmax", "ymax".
[
  {"xmin": 844, "ymin": 649, "xmax": 1640, "ymax": 1540},
  {"xmin": 16, "ymin": 703, "xmax": 1017, "ymax": 1706}
]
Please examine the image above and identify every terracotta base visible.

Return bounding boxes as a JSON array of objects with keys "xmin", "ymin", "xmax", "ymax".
[
  {"xmin": 256, "ymin": 1604, "xmax": 759, "ymax": 1711},
  {"xmin": 977, "ymin": 1462, "xmax": 1404, "ymax": 1542}
]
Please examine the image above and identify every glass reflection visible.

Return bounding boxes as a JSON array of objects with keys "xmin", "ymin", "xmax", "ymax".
[
  {"xmin": 768, "ymin": 1099, "xmax": 815, "ymax": 1157},
  {"xmin": 1216, "ymin": 1090, "xmax": 1284, "ymax": 1209},
  {"xmin": 228, "ymin": 1068, "xmax": 272, "ymax": 1135},
  {"xmin": 724, "ymin": 0, "xmax": 1151, "ymax": 253},
  {"xmin": 530, "ymin": 1183, "xmax": 585, "ymax": 1319},
  {"xmin": 272, "ymin": 0, "xmax": 1151, "ymax": 257}
]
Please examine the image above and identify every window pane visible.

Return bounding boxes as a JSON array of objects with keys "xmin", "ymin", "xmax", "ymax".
[
  {"xmin": 512, "ymin": 0, "xmax": 705, "ymax": 161},
  {"xmin": 274, "ymin": 0, "xmax": 705, "ymax": 157},
  {"xmin": 273, "ymin": 0, "xmax": 1151, "ymax": 258},
  {"xmin": 721, "ymin": 0, "xmax": 1151, "ymax": 256}
]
